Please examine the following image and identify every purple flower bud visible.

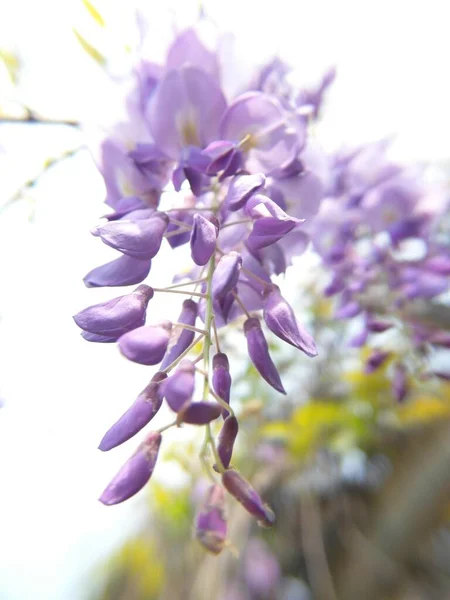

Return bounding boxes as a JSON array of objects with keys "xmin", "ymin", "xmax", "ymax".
[
  {"xmin": 428, "ymin": 331, "xmax": 450, "ymax": 349},
  {"xmin": 212, "ymin": 352, "xmax": 232, "ymax": 418},
  {"xmin": 99, "ymin": 431, "xmax": 162, "ymax": 505},
  {"xmin": 424, "ymin": 255, "xmax": 450, "ymax": 276},
  {"xmin": 118, "ymin": 321, "xmax": 172, "ymax": 365},
  {"xmin": 263, "ymin": 285, "xmax": 318, "ymax": 357},
  {"xmin": 195, "ymin": 484, "xmax": 227, "ymax": 555},
  {"xmin": 324, "ymin": 274, "xmax": 346, "ymax": 297},
  {"xmin": 190, "ymin": 214, "xmax": 218, "ymax": 266},
  {"xmin": 392, "ymin": 363, "xmax": 408, "ymax": 403},
  {"xmin": 225, "ymin": 173, "xmax": 266, "ymax": 212},
  {"xmin": 222, "ymin": 469, "xmax": 275, "ymax": 527},
  {"xmin": 364, "ymin": 350, "xmax": 391, "ymax": 374},
  {"xmin": 348, "ymin": 326, "xmax": 369, "ymax": 348},
  {"xmin": 161, "ymin": 359, "xmax": 195, "ymax": 412},
  {"xmin": 211, "ymin": 252, "xmax": 242, "ymax": 300},
  {"xmin": 217, "ymin": 416, "xmax": 239, "ymax": 469},
  {"xmin": 335, "ymin": 297, "xmax": 362, "ymax": 319},
  {"xmin": 99, "ymin": 372, "xmax": 167, "ymax": 451},
  {"xmin": 160, "ymin": 300, "xmax": 198, "ymax": 370},
  {"xmin": 178, "ymin": 401, "xmax": 221, "ymax": 425},
  {"xmin": 367, "ymin": 318, "xmax": 393, "ymax": 333},
  {"xmin": 94, "ymin": 213, "xmax": 169, "ymax": 260},
  {"xmin": 84, "ymin": 254, "xmax": 151, "ymax": 288},
  {"xmin": 74, "ymin": 285, "xmax": 154, "ymax": 338},
  {"xmin": 244, "ymin": 317, "xmax": 286, "ymax": 394}
]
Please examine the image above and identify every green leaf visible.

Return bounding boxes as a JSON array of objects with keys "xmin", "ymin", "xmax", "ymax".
[
  {"xmin": 0, "ymin": 49, "xmax": 20, "ymax": 84},
  {"xmin": 72, "ymin": 28, "xmax": 106, "ymax": 66},
  {"xmin": 82, "ymin": 0, "xmax": 105, "ymax": 26}
]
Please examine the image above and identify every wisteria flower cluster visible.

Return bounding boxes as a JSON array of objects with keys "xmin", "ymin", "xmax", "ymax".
[
  {"xmin": 74, "ymin": 21, "xmax": 449, "ymax": 554},
  {"xmin": 74, "ymin": 24, "xmax": 325, "ymax": 553},
  {"xmin": 315, "ymin": 140, "xmax": 450, "ymax": 397}
]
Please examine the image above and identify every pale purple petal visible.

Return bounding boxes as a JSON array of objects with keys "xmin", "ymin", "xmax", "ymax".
[{"xmin": 84, "ymin": 254, "xmax": 151, "ymax": 288}]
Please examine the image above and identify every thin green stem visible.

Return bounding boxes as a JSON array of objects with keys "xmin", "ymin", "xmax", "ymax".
[
  {"xmin": 161, "ymin": 334, "xmax": 204, "ymax": 374},
  {"xmin": 168, "ymin": 217, "xmax": 193, "ymax": 229},
  {"xmin": 157, "ymin": 419, "xmax": 178, "ymax": 434},
  {"xmin": 209, "ymin": 388, "xmax": 235, "ymax": 418},
  {"xmin": 241, "ymin": 265, "xmax": 271, "ymax": 288},
  {"xmin": 172, "ymin": 322, "xmax": 208, "ymax": 336},
  {"xmin": 221, "ymin": 218, "xmax": 252, "ymax": 229},
  {"xmin": 152, "ymin": 287, "xmax": 206, "ymax": 299},
  {"xmin": 212, "ymin": 317, "xmax": 221, "ymax": 353},
  {"xmin": 231, "ymin": 290, "xmax": 252, "ymax": 319},
  {"xmin": 163, "ymin": 278, "xmax": 207, "ymax": 290},
  {"xmin": 165, "ymin": 228, "xmax": 191, "ymax": 239},
  {"xmin": 206, "ymin": 423, "xmax": 225, "ymax": 473}
]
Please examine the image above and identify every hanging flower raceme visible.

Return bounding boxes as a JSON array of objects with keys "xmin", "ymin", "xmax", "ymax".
[{"xmin": 73, "ymin": 14, "xmax": 450, "ymax": 552}]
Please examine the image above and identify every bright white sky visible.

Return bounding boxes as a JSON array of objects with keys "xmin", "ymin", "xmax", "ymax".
[{"xmin": 0, "ymin": 0, "xmax": 449, "ymax": 598}]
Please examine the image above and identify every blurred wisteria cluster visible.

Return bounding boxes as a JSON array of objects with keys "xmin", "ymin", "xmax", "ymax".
[{"xmin": 72, "ymin": 15, "xmax": 450, "ymax": 557}]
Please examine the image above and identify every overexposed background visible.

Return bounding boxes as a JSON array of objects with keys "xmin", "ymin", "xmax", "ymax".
[{"xmin": 0, "ymin": 1, "xmax": 449, "ymax": 598}]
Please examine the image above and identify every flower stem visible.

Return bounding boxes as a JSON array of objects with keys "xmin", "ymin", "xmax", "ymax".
[
  {"xmin": 221, "ymin": 218, "xmax": 252, "ymax": 229},
  {"xmin": 172, "ymin": 322, "xmax": 208, "ymax": 335},
  {"xmin": 153, "ymin": 287, "xmax": 206, "ymax": 299},
  {"xmin": 157, "ymin": 419, "xmax": 178, "ymax": 433},
  {"xmin": 231, "ymin": 290, "xmax": 252, "ymax": 318},
  {"xmin": 163, "ymin": 278, "xmax": 207, "ymax": 290},
  {"xmin": 212, "ymin": 317, "xmax": 221, "ymax": 352},
  {"xmin": 209, "ymin": 388, "xmax": 235, "ymax": 417},
  {"xmin": 161, "ymin": 334, "xmax": 204, "ymax": 374}
]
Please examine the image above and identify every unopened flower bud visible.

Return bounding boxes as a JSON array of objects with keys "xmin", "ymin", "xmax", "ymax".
[
  {"xmin": 190, "ymin": 214, "xmax": 218, "ymax": 266},
  {"xmin": 160, "ymin": 300, "xmax": 198, "ymax": 370},
  {"xmin": 212, "ymin": 352, "xmax": 232, "ymax": 418},
  {"xmin": 263, "ymin": 285, "xmax": 317, "ymax": 357},
  {"xmin": 99, "ymin": 372, "xmax": 167, "ymax": 451},
  {"xmin": 84, "ymin": 254, "xmax": 152, "ymax": 288},
  {"xmin": 195, "ymin": 484, "xmax": 227, "ymax": 554},
  {"xmin": 212, "ymin": 252, "xmax": 242, "ymax": 300},
  {"xmin": 95, "ymin": 212, "xmax": 169, "ymax": 260},
  {"xmin": 178, "ymin": 401, "xmax": 221, "ymax": 425},
  {"xmin": 99, "ymin": 431, "xmax": 162, "ymax": 505},
  {"xmin": 118, "ymin": 321, "xmax": 172, "ymax": 365},
  {"xmin": 217, "ymin": 416, "xmax": 239, "ymax": 469},
  {"xmin": 74, "ymin": 285, "xmax": 154, "ymax": 339},
  {"xmin": 392, "ymin": 362, "xmax": 408, "ymax": 403},
  {"xmin": 244, "ymin": 317, "xmax": 286, "ymax": 394},
  {"xmin": 222, "ymin": 469, "xmax": 275, "ymax": 527},
  {"xmin": 364, "ymin": 350, "xmax": 390, "ymax": 374},
  {"xmin": 161, "ymin": 359, "xmax": 195, "ymax": 412}
]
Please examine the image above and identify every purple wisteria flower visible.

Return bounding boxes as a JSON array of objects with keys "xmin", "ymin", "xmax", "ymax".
[
  {"xmin": 73, "ymin": 18, "xmax": 450, "ymax": 553},
  {"xmin": 262, "ymin": 284, "xmax": 317, "ymax": 356}
]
